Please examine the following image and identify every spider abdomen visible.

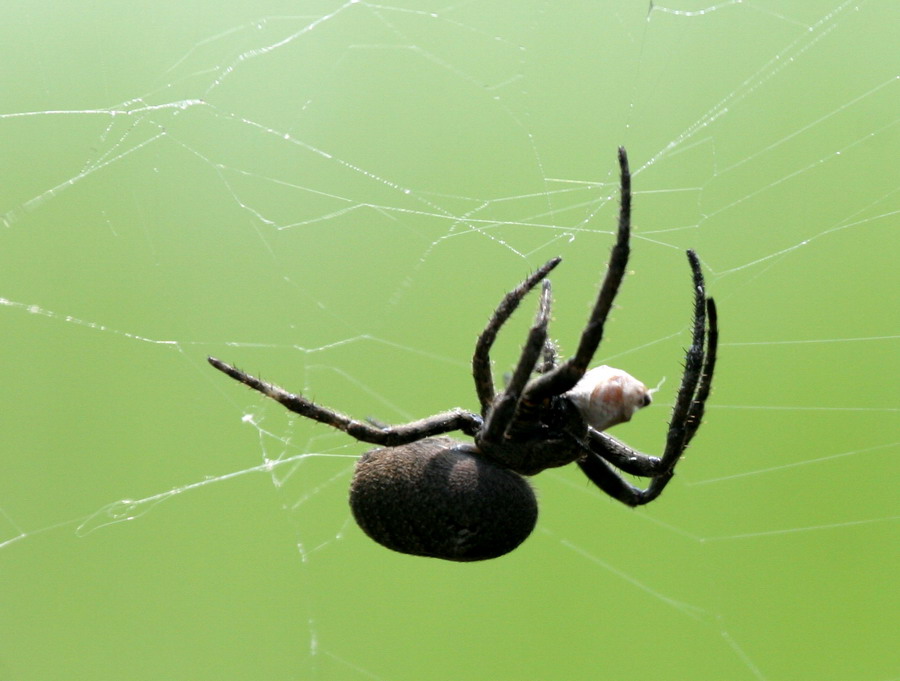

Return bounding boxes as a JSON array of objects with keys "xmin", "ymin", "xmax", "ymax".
[{"xmin": 349, "ymin": 436, "xmax": 537, "ymax": 562}]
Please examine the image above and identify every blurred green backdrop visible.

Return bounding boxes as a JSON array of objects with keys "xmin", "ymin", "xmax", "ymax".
[{"xmin": 1, "ymin": 1, "xmax": 897, "ymax": 680}]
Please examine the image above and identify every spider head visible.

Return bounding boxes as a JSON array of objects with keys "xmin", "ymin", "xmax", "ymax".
[{"xmin": 565, "ymin": 365, "xmax": 651, "ymax": 432}]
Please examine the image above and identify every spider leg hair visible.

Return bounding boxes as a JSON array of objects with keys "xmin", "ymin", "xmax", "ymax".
[
  {"xmin": 524, "ymin": 146, "xmax": 632, "ymax": 403},
  {"xmin": 683, "ymin": 296, "xmax": 717, "ymax": 444},
  {"xmin": 577, "ymin": 249, "xmax": 718, "ymax": 506},
  {"xmin": 472, "ymin": 256, "xmax": 561, "ymax": 415},
  {"xmin": 654, "ymin": 249, "xmax": 711, "ymax": 471},
  {"xmin": 480, "ymin": 279, "xmax": 553, "ymax": 443},
  {"xmin": 208, "ymin": 357, "xmax": 483, "ymax": 446}
]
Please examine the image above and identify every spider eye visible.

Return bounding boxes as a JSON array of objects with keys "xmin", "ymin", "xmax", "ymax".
[{"xmin": 566, "ymin": 365, "xmax": 651, "ymax": 431}]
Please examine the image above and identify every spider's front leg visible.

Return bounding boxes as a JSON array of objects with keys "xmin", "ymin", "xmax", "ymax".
[
  {"xmin": 208, "ymin": 357, "xmax": 482, "ymax": 446},
  {"xmin": 576, "ymin": 255, "xmax": 718, "ymax": 507}
]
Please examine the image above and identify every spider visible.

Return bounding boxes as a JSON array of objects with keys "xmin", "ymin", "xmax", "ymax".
[{"xmin": 209, "ymin": 147, "xmax": 718, "ymax": 562}]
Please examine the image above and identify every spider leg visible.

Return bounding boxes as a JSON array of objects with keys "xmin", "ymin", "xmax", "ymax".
[
  {"xmin": 576, "ymin": 448, "xmax": 653, "ymax": 506},
  {"xmin": 500, "ymin": 338, "xmax": 558, "ymax": 389},
  {"xmin": 524, "ymin": 147, "xmax": 632, "ymax": 403},
  {"xmin": 643, "ymin": 252, "xmax": 714, "ymax": 496},
  {"xmin": 480, "ymin": 280, "xmax": 553, "ymax": 443},
  {"xmin": 585, "ymin": 430, "xmax": 662, "ymax": 477},
  {"xmin": 208, "ymin": 357, "xmax": 483, "ymax": 446},
  {"xmin": 577, "ymin": 252, "xmax": 718, "ymax": 506},
  {"xmin": 683, "ymin": 297, "xmax": 718, "ymax": 445},
  {"xmin": 473, "ymin": 257, "xmax": 561, "ymax": 415}
]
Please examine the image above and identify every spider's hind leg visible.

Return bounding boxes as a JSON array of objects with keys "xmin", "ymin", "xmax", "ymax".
[{"xmin": 208, "ymin": 356, "xmax": 483, "ymax": 445}]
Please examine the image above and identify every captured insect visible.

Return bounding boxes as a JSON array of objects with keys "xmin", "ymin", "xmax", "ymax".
[{"xmin": 209, "ymin": 148, "xmax": 718, "ymax": 561}]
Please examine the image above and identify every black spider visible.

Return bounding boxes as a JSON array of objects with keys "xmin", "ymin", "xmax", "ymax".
[{"xmin": 209, "ymin": 147, "xmax": 718, "ymax": 562}]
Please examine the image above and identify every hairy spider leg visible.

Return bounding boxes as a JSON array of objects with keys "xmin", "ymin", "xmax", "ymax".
[
  {"xmin": 585, "ymin": 254, "xmax": 716, "ymax": 477},
  {"xmin": 472, "ymin": 257, "xmax": 561, "ymax": 415},
  {"xmin": 576, "ymin": 250, "xmax": 718, "ymax": 505},
  {"xmin": 479, "ymin": 280, "xmax": 553, "ymax": 444},
  {"xmin": 208, "ymin": 357, "xmax": 482, "ymax": 446},
  {"xmin": 683, "ymin": 297, "xmax": 718, "ymax": 443},
  {"xmin": 524, "ymin": 146, "xmax": 632, "ymax": 404}
]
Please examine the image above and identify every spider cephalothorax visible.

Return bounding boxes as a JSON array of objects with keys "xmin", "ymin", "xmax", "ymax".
[{"xmin": 209, "ymin": 147, "xmax": 718, "ymax": 562}]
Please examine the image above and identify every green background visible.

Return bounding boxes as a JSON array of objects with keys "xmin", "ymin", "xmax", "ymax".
[{"xmin": 1, "ymin": 1, "xmax": 897, "ymax": 679}]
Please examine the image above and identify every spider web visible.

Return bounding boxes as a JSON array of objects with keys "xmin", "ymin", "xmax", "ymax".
[{"xmin": 1, "ymin": 1, "xmax": 897, "ymax": 679}]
